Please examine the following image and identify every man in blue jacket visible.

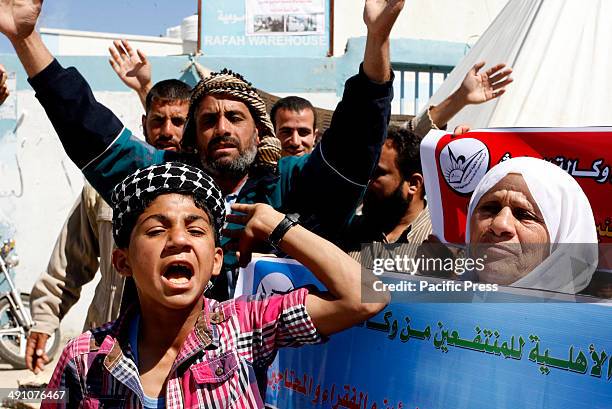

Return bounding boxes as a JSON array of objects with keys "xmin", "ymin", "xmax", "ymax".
[{"xmin": 1, "ymin": 0, "xmax": 404, "ymax": 299}]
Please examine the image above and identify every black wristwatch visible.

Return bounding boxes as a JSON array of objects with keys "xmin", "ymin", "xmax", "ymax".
[{"xmin": 268, "ymin": 213, "xmax": 300, "ymax": 250}]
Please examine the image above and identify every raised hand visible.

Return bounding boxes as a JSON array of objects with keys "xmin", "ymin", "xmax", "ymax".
[
  {"xmin": 109, "ymin": 39, "xmax": 152, "ymax": 96},
  {"xmin": 0, "ymin": 0, "xmax": 43, "ymax": 41},
  {"xmin": 426, "ymin": 61, "xmax": 514, "ymax": 130},
  {"xmin": 363, "ymin": 0, "xmax": 405, "ymax": 39},
  {"xmin": 458, "ymin": 61, "xmax": 513, "ymax": 105}
]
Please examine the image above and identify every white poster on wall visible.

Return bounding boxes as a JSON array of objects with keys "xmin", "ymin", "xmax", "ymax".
[{"xmin": 245, "ymin": 0, "xmax": 325, "ymax": 36}]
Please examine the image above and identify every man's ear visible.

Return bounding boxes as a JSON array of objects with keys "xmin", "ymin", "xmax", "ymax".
[
  {"xmin": 406, "ymin": 173, "xmax": 424, "ymax": 196},
  {"xmin": 254, "ymin": 126, "xmax": 261, "ymax": 145},
  {"xmin": 314, "ymin": 128, "xmax": 322, "ymax": 146},
  {"xmin": 112, "ymin": 248, "xmax": 133, "ymax": 277},
  {"xmin": 211, "ymin": 247, "xmax": 224, "ymax": 277}
]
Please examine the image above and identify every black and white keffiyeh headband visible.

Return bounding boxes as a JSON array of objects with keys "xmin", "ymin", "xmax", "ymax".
[
  {"xmin": 111, "ymin": 162, "xmax": 225, "ymax": 246},
  {"xmin": 181, "ymin": 69, "xmax": 275, "ymax": 151}
]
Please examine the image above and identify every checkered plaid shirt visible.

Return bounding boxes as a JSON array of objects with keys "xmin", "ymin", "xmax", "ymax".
[{"xmin": 42, "ymin": 288, "xmax": 321, "ymax": 408}]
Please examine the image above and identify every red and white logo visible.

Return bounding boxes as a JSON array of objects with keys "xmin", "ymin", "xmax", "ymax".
[{"xmin": 439, "ymin": 138, "xmax": 490, "ymax": 194}]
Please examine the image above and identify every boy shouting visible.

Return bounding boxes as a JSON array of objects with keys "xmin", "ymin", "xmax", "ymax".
[{"xmin": 43, "ymin": 162, "xmax": 387, "ymax": 408}]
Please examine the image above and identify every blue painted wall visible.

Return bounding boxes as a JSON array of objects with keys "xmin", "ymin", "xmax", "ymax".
[
  {"xmin": 336, "ymin": 37, "xmax": 468, "ymax": 94},
  {"xmin": 0, "ymin": 54, "xmax": 336, "ymax": 94},
  {"xmin": 0, "ymin": 37, "xmax": 466, "ymax": 96}
]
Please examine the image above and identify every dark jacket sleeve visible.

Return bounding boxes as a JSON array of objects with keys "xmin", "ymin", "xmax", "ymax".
[
  {"xmin": 27, "ymin": 59, "xmax": 168, "ymax": 202},
  {"xmin": 27, "ymin": 59, "xmax": 124, "ymax": 169},
  {"xmin": 317, "ymin": 64, "xmax": 394, "ymax": 184},
  {"xmin": 280, "ymin": 65, "xmax": 393, "ymax": 238}
]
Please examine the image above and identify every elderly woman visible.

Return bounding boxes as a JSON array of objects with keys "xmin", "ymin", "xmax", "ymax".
[{"xmin": 466, "ymin": 156, "xmax": 598, "ymax": 293}]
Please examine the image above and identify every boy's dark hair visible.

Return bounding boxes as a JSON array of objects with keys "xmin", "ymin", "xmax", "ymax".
[
  {"xmin": 270, "ymin": 96, "xmax": 317, "ymax": 130},
  {"xmin": 386, "ymin": 124, "xmax": 423, "ymax": 181},
  {"xmin": 145, "ymin": 79, "xmax": 192, "ymax": 113}
]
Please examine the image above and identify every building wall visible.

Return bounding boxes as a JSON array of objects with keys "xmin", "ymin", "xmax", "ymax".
[
  {"xmin": 333, "ymin": 0, "xmax": 509, "ymax": 56},
  {"xmin": 40, "ymin": 28, "xmax": 190, "ymax": 56},
  {"xmin": 38, "ymin": 1, "xmax": 509, "ymax": 59}
]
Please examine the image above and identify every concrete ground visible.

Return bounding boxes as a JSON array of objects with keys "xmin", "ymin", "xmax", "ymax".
[{"xmin": 0, "ymin": 338, "xmax": 65, "ymax": 409}]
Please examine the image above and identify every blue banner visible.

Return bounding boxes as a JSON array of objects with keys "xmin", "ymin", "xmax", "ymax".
[{"xmin": 238, "ymin": 257, "xmax": 612, "ymax": 409}]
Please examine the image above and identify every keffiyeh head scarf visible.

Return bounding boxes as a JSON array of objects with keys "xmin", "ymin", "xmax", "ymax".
[
  {"xmin": 182, "ymin": 69, "xmax": 275, "ymax": 152},
  {"xmin": 111, "ymin": 162, "xmax": 225, "ymax": 247},
  {"xmin": 466, "ymin": 157, "xmax": 598, "ymax": 293}
]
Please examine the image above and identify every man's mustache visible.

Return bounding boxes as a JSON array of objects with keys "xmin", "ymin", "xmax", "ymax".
[
  {"xmin": 153, "ymin": 134, "xmax": 180, "ymax": 150},
  {"xmin": 208, "ymin": 135, "xmax": 242, "ymax": 153}
]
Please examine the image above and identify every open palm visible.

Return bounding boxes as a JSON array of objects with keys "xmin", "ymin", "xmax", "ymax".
[
  {"xmin": 462, "ymin": 62, "xmax": 513, "ymax": 104},
  {"xmin": 363, "ymin": 0, "xmax": 405, "ymax": 37},
  {"xmin": 0, "ymin": 0, "xmax": 42, "ymax": 40},
  {"xmin": 109, "ymin": 39, "xmax": 152, "ymax": 92}
]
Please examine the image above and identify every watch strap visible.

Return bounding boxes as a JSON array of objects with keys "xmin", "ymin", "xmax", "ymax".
[{"xmin": 268, "ymin": 213, "xmax": 300, "ymax": 249}]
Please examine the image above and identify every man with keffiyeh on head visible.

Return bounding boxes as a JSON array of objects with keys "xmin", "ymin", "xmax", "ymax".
[{"xmin": 0, "ymin": 0, "xmax": 405, "ymax": 299}]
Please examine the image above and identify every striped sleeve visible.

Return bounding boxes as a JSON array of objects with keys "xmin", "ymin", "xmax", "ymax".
[
  {"xmin": 273, "ymin": 288, "xmax": 322, "ymax": 348},
  {"xmin": 235, "ymin": 288, "xmax": 323, "ymax": 367}
]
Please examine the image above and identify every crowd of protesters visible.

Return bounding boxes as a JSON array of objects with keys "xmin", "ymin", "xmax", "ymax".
[{"xmin": 0, "ymin": 0, "xmax": 608, "ymax": 407}]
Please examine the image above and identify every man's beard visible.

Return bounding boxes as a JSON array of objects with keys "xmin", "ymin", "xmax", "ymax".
[
  {"xmin": 201, "ymin": 133, "xmax": 258, "ymax": 180},
  {"xmin": 362, "ymin": 184, "xmax": 410, "ymax": 233}
]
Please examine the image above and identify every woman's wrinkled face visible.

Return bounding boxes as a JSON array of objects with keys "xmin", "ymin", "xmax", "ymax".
[{"xmin": 469, "ymin": 173, "xmax": 550, "ymax": 285}]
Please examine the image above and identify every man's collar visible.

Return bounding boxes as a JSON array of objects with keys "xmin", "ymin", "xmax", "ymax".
[
  {"xmin": 97, "ymin": 297, "xmax": 228, "ymax": 371},
  {"xmin": 385, "ymin": 202, "xmax": 430, "ymax": 244},
  {"xmin": 227, "ymin": 177, "xmax": 248, "ymax": 198},
  {"xmin": 171, "ymin": 297, "xmax": 236, "ymax": 372}
]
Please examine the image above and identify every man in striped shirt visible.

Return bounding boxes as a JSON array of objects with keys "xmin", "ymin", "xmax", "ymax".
[{"xmin": 344, "ymin": 125, "xmax": 432, "ymax": 264}]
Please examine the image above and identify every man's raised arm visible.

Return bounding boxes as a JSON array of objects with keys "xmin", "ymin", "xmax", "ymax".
[
  {"xmin": 286, "ymin": 0, "xmax": 404, "ymax": 236},
  {"xmin": 0, "ymin": 0, "xmax": 165, "ymax": 203},
  {"xmin": 0, "ymin": 0, "xmax": 52, "ymax": 78},
  {"xmin": 362, "ymin": 0, "xmax": 404, "ymax": 84}
]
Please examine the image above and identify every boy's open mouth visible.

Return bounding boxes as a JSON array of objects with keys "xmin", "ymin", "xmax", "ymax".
[{"xmin": 163, "ymin": 262, "xmax": 194, "ymax": 285}]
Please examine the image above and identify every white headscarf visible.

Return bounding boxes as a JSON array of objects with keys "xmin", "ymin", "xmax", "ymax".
[{"xmin": 466, "ymin": 157, "xmax": 598, "ymax": 294}]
